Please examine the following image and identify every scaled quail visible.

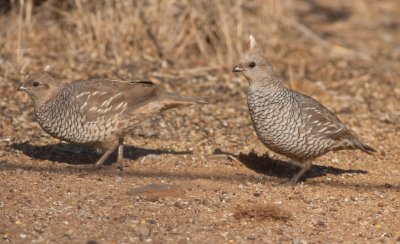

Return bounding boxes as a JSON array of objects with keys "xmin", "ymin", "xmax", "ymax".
[
  {"xmin": 18, "ymin": 72, "xmax": 207, "ymax": 167},
  {"xmin": 233, "ymin": 36, "xmax": 375, "ymax": 184}
]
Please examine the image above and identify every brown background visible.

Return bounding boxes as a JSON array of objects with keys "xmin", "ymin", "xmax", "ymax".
[{"xmin": 0, "ymin": 0, "xmax": 399, "ymax": 243}]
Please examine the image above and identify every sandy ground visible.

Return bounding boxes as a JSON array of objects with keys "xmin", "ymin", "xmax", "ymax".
[{"xmin": 0, "ymin": 0, "xmax": 399, "ymax": 243}]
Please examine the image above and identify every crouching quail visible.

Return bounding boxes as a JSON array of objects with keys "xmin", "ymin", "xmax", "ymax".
[
  {"xmin": 18, "ymin": 72, "xmax": 207, "ymax": 168},
  {"xmin": 233, "ymin": 36, "xmax": 375, "ymax": 184}
]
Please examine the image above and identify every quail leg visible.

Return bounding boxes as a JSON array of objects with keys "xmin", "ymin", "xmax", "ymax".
[
  {"xmin": 116, "ymin": 137, "xmax": 125, "ymax": 170},
  {"xmin": 290, "ymin": 161, "xmax": 312, "ymax": 185},
  {"xmin": 94, "ymin": 143, "xmax": 119, "ymax": 168}
]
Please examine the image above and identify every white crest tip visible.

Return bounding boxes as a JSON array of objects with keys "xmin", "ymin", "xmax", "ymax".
[{"xmin": 249, "ymin": 35, "xmax": 256, "ymax": 50}]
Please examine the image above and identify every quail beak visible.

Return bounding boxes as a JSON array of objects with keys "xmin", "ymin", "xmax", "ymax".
[
  {"xmin": 232, "ymin": 64, "xmax": 243, "ymax": 73},
  {"xmin": 17, "ymin": 85, "xmax": 27, "ymax": 91}
]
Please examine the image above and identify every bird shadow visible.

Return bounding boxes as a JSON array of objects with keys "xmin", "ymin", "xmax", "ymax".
[
  {"xmin": 214, "ymin": 149, "xmax": 368, "ymax": 182},
  {"xmin": 10, "ymin": 142, "xmax": 191, "ymax": 165},
  {"xmin": 3, "ymin": 145, "xmax": 398, "ymax": 191}
]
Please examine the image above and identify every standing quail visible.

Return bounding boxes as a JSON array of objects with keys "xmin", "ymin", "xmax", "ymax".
[
  {"xmin": 18, "ymin": 72, "xmax": 207, "ymax": 167},
  {"xmin": 233, "ymin": 36, "xmax": 375, "ymax": 184}
]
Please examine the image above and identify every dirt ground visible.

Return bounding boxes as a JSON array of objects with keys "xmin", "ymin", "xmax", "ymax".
[{"xmin": 0, "ymin": 0, "xmax": 399, "ymax": 243}]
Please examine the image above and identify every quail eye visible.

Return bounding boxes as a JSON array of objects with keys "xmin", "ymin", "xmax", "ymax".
[
  {"xmin": 249, "ymin": 62, "xmax": 256, "ymax": 68},
  {"xmin": 33, "ymin": 81, "xmax": 40, "ymax": 87}
]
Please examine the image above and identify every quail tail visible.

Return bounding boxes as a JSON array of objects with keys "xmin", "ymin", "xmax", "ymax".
[
  {"xmin": 349, "ymin": 130, "xmax": 376, "ymax": 155},
  {"xmin": 159, "ymin": 93, "xmax": 208, "ymax": 111}
]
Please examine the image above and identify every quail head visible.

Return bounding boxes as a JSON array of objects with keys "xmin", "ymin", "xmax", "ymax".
[
  {"xmin": 233, "ymin": 36, "xmax": 375, "ymax": 184},
  {"xmin": 18, "ymin": 72, "xmax": 207, "ymax": 168}
]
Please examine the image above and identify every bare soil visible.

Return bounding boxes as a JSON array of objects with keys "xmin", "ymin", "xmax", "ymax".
[{"xmin": 0, "ymin": 0, "xmax": 399, "ymax": 243}]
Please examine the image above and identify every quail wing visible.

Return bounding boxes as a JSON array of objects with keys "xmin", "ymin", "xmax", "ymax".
[{"xmin": 73, "ymin": 79, "xmax": 158, "ymax": 123}]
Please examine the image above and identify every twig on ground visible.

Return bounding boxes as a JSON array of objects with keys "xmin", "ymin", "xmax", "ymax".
[{"xmin": 277, "ymin": 16, "xmax": 368, "ymax": 59}]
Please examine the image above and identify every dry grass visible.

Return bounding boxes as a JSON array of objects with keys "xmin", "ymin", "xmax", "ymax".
[
  {"xmin": 1, "ymin": 0, "xmax": 371, "ymax": 85},
  {"xmin": 2, "ymin": 0, "xmax": 364, "ymax": 102},
  {"xmin": 1, "ymin": 0, "xmax": 288, "ymax": 79},
  {"xmin": 1, "ymin": 0, "xmax": 365, "ymax": 96}
]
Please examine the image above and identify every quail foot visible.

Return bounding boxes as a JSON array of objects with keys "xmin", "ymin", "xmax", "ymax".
[
  {"xmin": 19, "ymin": 72, "xmax": 207, "ymax": 168},
  {"xmin": 233, "ymin": 36, "xmax": 375, "ymax": 185}
]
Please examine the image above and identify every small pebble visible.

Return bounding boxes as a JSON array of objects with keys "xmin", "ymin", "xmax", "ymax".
[
  {"xmin": 316, "ymin": 220, "xmax": 327, "ymax": 228},
  {"xmin": 247, "ymin": 235, "xmax": 256, "ymax": 240}
]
